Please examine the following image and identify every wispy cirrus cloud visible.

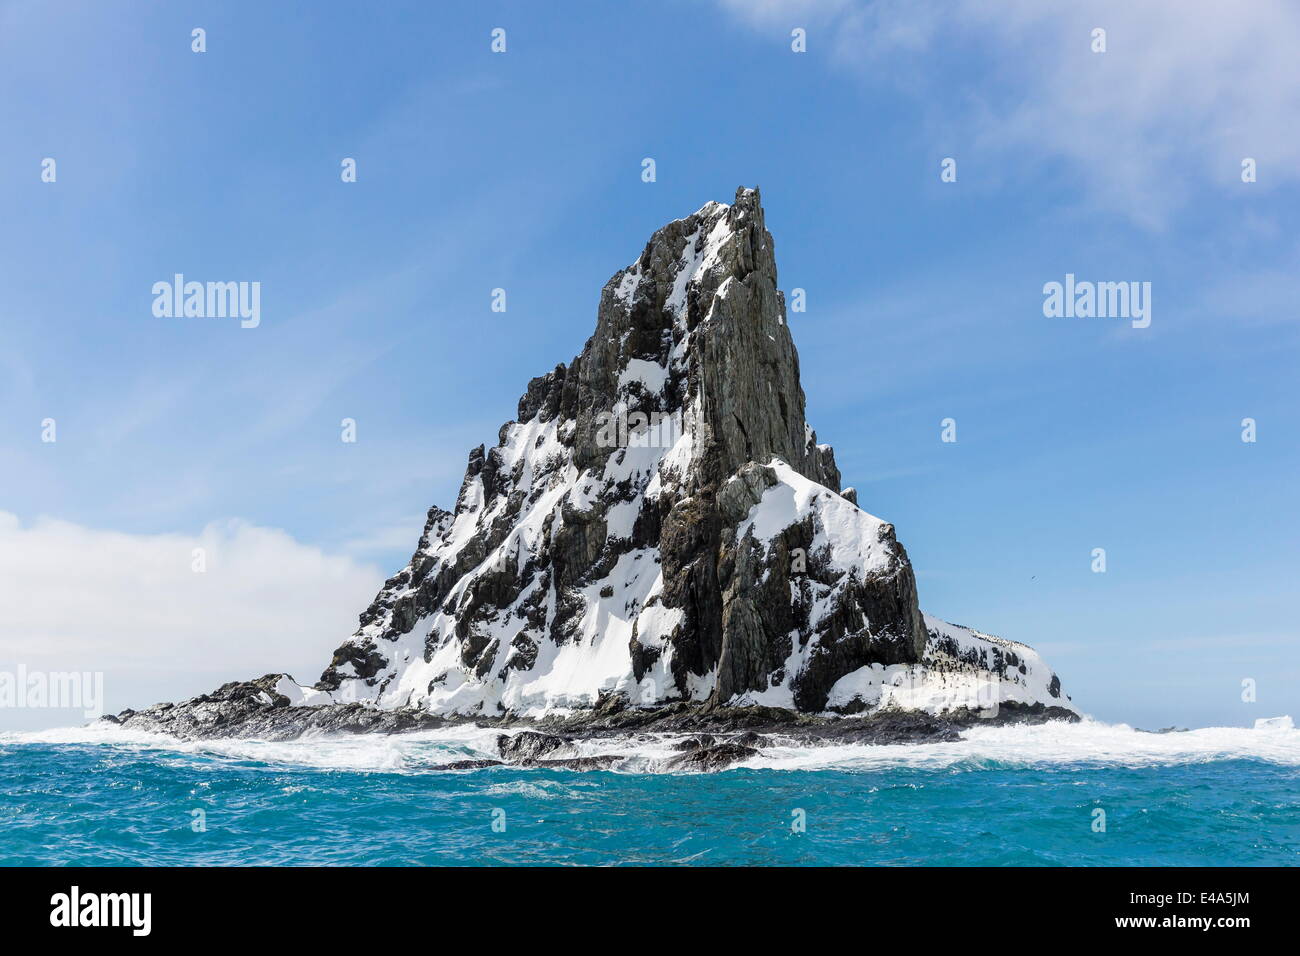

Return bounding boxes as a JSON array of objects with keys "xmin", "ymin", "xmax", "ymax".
[{"xmin": 718, "ymin": 0, "xmax": 1300, "ymax": 227}]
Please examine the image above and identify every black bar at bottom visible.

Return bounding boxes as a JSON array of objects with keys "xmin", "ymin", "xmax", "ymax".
[{"xmin": 0, "ymin": 866, "xmax": 1280, "ymax": 941}]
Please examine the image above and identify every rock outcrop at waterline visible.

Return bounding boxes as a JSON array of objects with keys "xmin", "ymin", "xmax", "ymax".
[{"xmin": 112, "ymin": 187, "xmax": 1076, "ymax": 743}]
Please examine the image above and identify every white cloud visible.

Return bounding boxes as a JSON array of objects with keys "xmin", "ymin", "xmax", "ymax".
[
  {"xmin": 0, "ymin": 512, "xmax": 383, "ymax": 724},
  {"xmin": 719, "ymin": 0, "xmax": 1300, "ymax": 227}
]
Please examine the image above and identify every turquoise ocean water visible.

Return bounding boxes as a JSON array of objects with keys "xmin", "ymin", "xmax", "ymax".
[{"xmin": 2, "ymin": 721, "xmax": 1296, "ymax": 866}]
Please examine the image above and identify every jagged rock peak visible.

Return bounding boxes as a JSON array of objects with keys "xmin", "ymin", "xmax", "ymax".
[
  {"xmin": 513, "ymin": 186, "xmax": 838, "ymax": 492},
  {"xmin": 290, "ymin": 188, "xmax": 1073, "ymax": 722}
]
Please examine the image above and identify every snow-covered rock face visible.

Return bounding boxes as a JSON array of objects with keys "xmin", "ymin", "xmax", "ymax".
[{"xmin": 313, "ymin": 187, "xmax": 1075, "ymax": 719}]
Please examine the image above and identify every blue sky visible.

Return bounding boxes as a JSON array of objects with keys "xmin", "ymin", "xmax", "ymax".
[{"xmin": 1, "ymin": 0, "xmax": 1296, "ymax": 729}]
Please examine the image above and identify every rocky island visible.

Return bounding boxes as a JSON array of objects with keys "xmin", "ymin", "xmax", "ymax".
[{"xmin": 107, "ymin": 188, "xmax": 1077, "ymax": 766}]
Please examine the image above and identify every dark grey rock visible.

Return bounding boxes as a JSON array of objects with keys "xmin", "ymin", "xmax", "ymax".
[
  {"xmin": 519, "ymin": 755, "xmax": 624, "ymax": 771},
  {"xmin": 109, "ymin": 675, "xmax": 454, "ymax": 741},
  {"xmin": 497, "ymin": 730, "xmax": 568, "ymax": 761},
  {"xmin": 664, "ymin": 742, "xmax": 759, "ymax": 772}
]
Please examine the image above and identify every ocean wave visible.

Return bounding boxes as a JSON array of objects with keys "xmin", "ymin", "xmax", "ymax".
[
  {"xmin": 2, "ymin": 717, "xmax": 1296, "ymax": 775},
  {"xmin": 742, "ymin": 720, "xmax": 1300, "ymax": 773}
]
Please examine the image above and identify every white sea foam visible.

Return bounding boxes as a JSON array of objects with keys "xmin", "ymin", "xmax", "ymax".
[
  {"xmin": 3, "ymin": 716, "xmax": 1296, "ymax": 775},
  {"xmin": 741, "ymin": 719, "xmax": 1300, "ymax": 773}
]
